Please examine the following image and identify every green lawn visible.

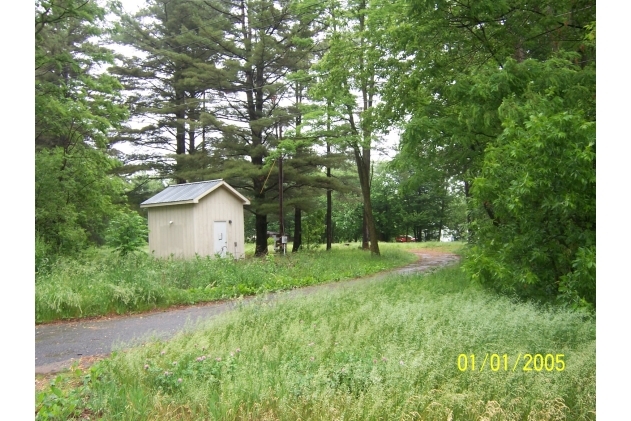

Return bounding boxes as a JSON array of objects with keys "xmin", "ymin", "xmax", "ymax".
[{"xmin": 36, "ymin": 260, "xmax": 595, "ymax": 420}]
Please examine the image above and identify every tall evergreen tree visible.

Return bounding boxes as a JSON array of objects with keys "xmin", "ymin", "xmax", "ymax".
[
  {"xmin": 111, "ymin": 0, "xmax": 224, "ymax": 181},
  {"xmin": 113, "ymin": 0, "xmax": 327, "ymax": 256}
]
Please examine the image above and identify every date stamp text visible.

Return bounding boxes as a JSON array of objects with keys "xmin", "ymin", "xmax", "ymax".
[{"xmin": 457, "ymin": 353, "xmax": 565, "ymax": 372}]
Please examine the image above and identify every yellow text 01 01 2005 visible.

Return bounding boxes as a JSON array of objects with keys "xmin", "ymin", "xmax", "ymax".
[{"xmin": 457, "ymin": 353, "xmax": 565, "ymax": 372}]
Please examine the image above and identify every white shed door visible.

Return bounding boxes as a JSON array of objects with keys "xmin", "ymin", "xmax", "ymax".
[{"xmin": 214, "ymin": 221, "xmax": 228, "ymax": 257}]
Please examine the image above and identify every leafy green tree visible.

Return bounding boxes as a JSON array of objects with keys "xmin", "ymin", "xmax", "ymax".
[
  {"xmin": 301, "ymin": 209, "xmax": 326, "ymax": 250},
  {"xmin": 465, "ymin": 57, "xmax": 595, "ymax": 307},
  {"xmin": 327, "ymin": 172, "xmax": 364, "ymax": 243},
  {"xmin": 376, "ymin": 0, "xmax": 595, "ymax": 306},
  {"xmin": 331, "ymin": 196, "xmax": 363, "ymax": 243},
  {"xmin": 370, "ymin": 162, "xmax": 465, "ymax": 242},
  {"xmin": 106, "ymin": 212, "xmax": 149, "ymax": 256},
  {"xmin": 309, "ymin": 0, "xmax": 386, "ymax": 255},
  {"xmin": 35, "ymin": 0, "xmax": 129, "ymax": 255},
  {"xmin": 377, "ymin": 0, "xmax": 595, "ymax": 203}
]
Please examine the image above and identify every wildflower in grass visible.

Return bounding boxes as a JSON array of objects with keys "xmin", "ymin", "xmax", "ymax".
[
  {"xmin": 216, "ymin": 357, "xmax": 222, "ymax": 361},
  {"xmin": 230, "ymin": 352, "xmax": 234, "ymax": 357},
  {"xmin": 235, "ymin": 348, "xmax": 241, "ymax": 353},
  {"xmin": 160, "ymin": 351, "xmax": 166, "ymax": 356},
  {"xmin": 382, "ymin": 357, "xmax": 387, "ymax": 362},
  {"xmin": 178, "ymin": 378, "xmax": 182, "ymax": 383},
  {"xmin": 164, "ymin": 371, "xmax": 170, "ymax": 376},
  {"xmin": 399, "ymin": 360, "xmax": 404, "ymax": 366},
  {"xmin": 173, "ymin": 361, "xmax": 177, "ymax": 365},
  {"xmin": 310, "ymin": 357, "xmax": 315, "ymax": 361},
  {"xmin": 308, "ymin": 342, "xmax": 314, "ymax": 346},
  {"xmin": 144, "ymin": 364, "xmax": 149, "ymax": 370}
]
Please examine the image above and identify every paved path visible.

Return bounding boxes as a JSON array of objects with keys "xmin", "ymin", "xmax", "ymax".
[{"xmin": 35, "ymin": 250, "xmax": 459, "ymax": 374}]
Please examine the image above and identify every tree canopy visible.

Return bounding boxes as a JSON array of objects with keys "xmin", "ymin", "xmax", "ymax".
[{"xmin": 35, "ymin": 0, "xmax": 129, "ymax": 256}]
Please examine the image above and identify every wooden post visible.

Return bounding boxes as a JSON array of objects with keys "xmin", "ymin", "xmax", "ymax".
[{"xmin": 278, "ymin": 125, "xmax": 285, "ymax": 255}]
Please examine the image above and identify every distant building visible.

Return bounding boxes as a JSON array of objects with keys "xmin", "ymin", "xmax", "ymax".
[
  {"xmin": 440, "ymin": 229, "xmax": 455, "ymax": 242},
  {"xmin": 140, "ymin": 179, "xmax": 250, "ymax": 259}
]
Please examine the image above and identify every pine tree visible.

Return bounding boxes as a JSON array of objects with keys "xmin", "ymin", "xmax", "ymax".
[
  {"xmin": 113, "ymin": 0, "xmax": 328, "ymax": 255},
  {"xmin": 111, "ymin": 0, "xmax": 224, "ymax": 181}
]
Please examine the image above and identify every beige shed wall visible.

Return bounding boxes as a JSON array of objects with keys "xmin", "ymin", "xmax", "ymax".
[
  {"xmin": 146, "ymin": 185, "xmax": 247, "ymax": 259},
  {"xmin": 193, "ymin": 186, "xmax": 247, "ymax": 259},
  {"xmin": 147, "ymin": 204, "xmax": 196, "ymax": 258}
]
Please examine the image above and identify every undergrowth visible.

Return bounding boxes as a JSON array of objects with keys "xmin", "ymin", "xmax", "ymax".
[
  {"xmin": 36, "ymin": 263, "xmax": 595, "ymax": 420},
  {"xmin": 35, "ymin": 243, "xmax": 424, "ymax": 323}
]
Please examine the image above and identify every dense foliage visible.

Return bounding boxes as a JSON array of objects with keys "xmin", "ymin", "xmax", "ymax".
[
  {"xmin": 105, "ymin": 212, "xmax": 150, "ymax": 256},
  {"xmin": 34, "ymin": 0, "xmax": 596, "ymax": 307},
  {"xmin": 35, "ymin": 0, "xmax": 129, "ymax": 256},
  {"xmin": 375, "ymin": 0, "xmax": 596, "ymax": 308},
  {"xmin": 466, "ymin": 57, "xmax": 595, "ymax": 308}
]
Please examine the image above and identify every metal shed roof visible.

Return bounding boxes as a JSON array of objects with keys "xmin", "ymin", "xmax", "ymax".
[{"xmin": 140, "ymin": 179, "xmax": 250, "ymax": 208}]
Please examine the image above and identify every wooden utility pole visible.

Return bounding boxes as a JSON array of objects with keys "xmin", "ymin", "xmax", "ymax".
[
  {"xmin": 278, "ymin": 124, "xmax": 285, "ymax": 255},
  {"xmin": 326, "ymin": 100, "xmax": 332, "ymax": 250}
]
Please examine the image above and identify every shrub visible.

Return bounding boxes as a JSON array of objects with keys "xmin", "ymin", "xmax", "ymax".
[
  {"xmin": 106, "ymin": 213, "xmax": 149, "ymax": 256},
  {"xmin": 36, "ymin": 233, "xmax": 55, "ymax": 274},
  {"xmin": 302, "ymin": 209, "xmax": 326, "ymax": 250}
]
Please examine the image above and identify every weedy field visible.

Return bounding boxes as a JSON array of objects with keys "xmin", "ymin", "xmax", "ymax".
[
  {"xmin": 35, "ymin": 242, "xmax": 445, "ymax": 323},
  {"xmin": 35, "ymin": 254, "xmax": 595, "ymax": 420}
]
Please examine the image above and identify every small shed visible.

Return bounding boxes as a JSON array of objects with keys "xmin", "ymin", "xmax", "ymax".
[{"xmin": 140, "ymin": 179, "xmax": 250, "ymax": 259}]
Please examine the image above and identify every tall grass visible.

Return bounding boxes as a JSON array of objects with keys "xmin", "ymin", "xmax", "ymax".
[
  {"xmin": 36, "ymin": 264, "xmax": 595, "ymax": 420},
  {"xmin": 35, "ymin": 243, "xmax": 420, "ymax": 323}
]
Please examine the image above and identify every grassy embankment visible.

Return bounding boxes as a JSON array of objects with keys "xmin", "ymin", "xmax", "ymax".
[
  {"xmin": 36, "ymin": 242, "xmax": 452, "ymax": 323},
  {"xmin": 36, "ymin": 253, "xmax": 595, "ymax": 420}
]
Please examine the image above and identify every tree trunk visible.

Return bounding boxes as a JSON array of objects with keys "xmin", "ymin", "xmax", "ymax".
[
  {"xmin": 326, "ymin": 102, "xmax": 333, "ymax": 251},
  {"xmin": 353, "ymin": 145, "xmax": 379, "ymax": 255},
  {"xmin": 175, "ymin": 89, "xmax": 187, "ymax": 184},
  {"xmin": 464, "ymin": 180, "xmax": 473, "ymax": 243},
  {"xmin": 292, "ymin": 207, "xmax": 302, "ymax": 252},
  {"xmin": 326, "ymin": 186, "xmax": 332, "ymax": 250},
  {"xmin": 252, "ymin": 152, "xmax": 268, "ymax": 256},
  {"xmin": 362, "ymin": 211, "xmax": 369, "ymax": 249},
  {"xmin": 255, "ymin": 213, "xmax": 268, "ymax": 256},
  {"xmin": 438, "ymin": 186, "xmax": 446, "ymax": 241}
]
